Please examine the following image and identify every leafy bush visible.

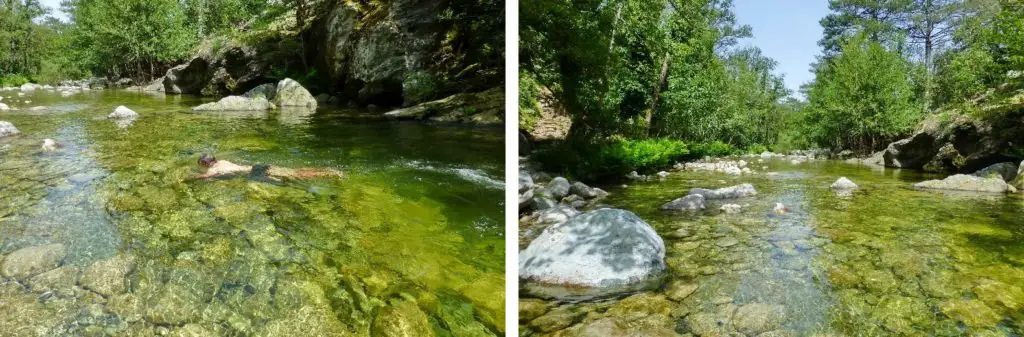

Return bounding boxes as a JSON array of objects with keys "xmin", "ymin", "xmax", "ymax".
[
  {"xmin": 745, "ymin": 144, "xmax": 769, "ymax": 155},
  {"xmin": 688, "ymin": 141, "xmax": 737, "ymax": 159},
  {"xmin": 519, "ymin": 71, "xmax": 542, "ymax": 131},
  {"xmin": 534, "ymin": 138, "xmax": 690, "ymax": 181},
  {"xmin": 403, "ymin": 71, "xmax": 440, "ymax": 105},
  {"xmin": 0, "ymin": 74, "xmax": 30, "ymax": 87}
]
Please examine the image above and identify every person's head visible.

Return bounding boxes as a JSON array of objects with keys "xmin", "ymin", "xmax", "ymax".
[{"xmin": 198, "ymin": 153, "xmax": 217, "ymax": 168}]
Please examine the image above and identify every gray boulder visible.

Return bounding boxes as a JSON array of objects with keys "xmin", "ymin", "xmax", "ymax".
[
  {"xmin": 659, "ymin": 194, "xmax": 706, "ymax": 212},
  {"xmin": 518, "ymin": 169, "xmax": 534, "ymax": 193},
  {"xmin": 830, "ymin": 177, "xmax": 859, "ymax": 190},
  {"xmin": 518, "ymin": 189, "xmax": 535, "ymax": 210},
  {"xmin": 914, "ymin": 174, "xmax": 1013, "ymax": 193},
  {"xmin": 534, "ymin": 205, "xmax": 580, "ymax": 228},
  {"xmin": 244, "ymin": 83, "xmax": 277, "ymax": 100},
  {"xmin": 570, "ymin": 181, "xmax": 599, "ymax": 199},
  {"xmin": 1, "ymin": 244, "xmax": 66, "ymax": 280},
  {"xmin": 0, "ymin": 121, "xmax": 20, "ymax": 137},
  {"xmin": 274, "ymin": 78, "xmax": 318, "ymax": 110},
  {"xmin": 720, "ymin": 204, "xmax": 742, "ymax": 214},
  {"xmin": 1013, "ymin": 160, "xmax": 1024, "ymax": 189},
  {"xmin": 545, "ymin": 177, "xmax": 571, "ymax": 199},
  {"xmin": 971, "ymin": 162, "xmax": 1018, "ymax": 182},
  {"xmin": 107, "ymin": 106, "xmax": 138, "ymax": 119},
  {"xmin": 192, "ymin": 96, "xmax": 275, "ymax": 111},
  {"xmin": 519, "ymin": 208, "xmax": 665, "ymax": 287},
  {"xmin": 532, "ymin": 196, "xmax": 557, "ymax": 211},
  {"xmin": 688, "ymin": 183, "xmax": 758, "ymax": 199},
  {"xmin": 80, "ymin": 254, "xmax": 137, "ymax": 296},
  {"xmin": 884, "ymin": 131, "xmax": 937, "ymax": 169}
]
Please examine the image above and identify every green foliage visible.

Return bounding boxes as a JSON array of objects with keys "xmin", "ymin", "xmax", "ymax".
[
  {"xmin": 519, "ymin": 71, "xmax": 542, "ymax": 131},
  {"xmin": 534, "ymin": 138, "xmax": 690, "ymax": 181},
  {"xmin": 804, "ymin": 35, "xmax": 922, "ymax": 152},
  {"xmin": 688, "ymin": 141, "xmax": 738, "ymax": 158},
  {"xmin": 403, "ymin": 71, "xmax": 440, "ymax": 105},
  {"xmin": 0, "ymin": 74, "xmax": 30, "ymax": 87}
]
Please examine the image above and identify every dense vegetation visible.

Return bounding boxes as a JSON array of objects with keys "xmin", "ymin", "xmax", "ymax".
[{"xmin": 521, "ymin": 0, "xmax": 1024, "ymax": 181}]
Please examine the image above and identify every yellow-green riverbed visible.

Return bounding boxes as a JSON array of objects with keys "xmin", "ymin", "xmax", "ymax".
[
  {"xmin": 0, "ymin": 89, "xmax": 504, "ymax": 336},
  {"xmin": 521, "ymin": 159, "xmax": 1024, "ymax": 336}
]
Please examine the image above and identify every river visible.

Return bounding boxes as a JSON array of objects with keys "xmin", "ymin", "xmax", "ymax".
[
  {"xmin": 521, "ymin": 157, "xmax": 1024, "ymax": 336},
  {"xmin": 0, "ymin": 89, "xmax": 505, "ymax": 336}
]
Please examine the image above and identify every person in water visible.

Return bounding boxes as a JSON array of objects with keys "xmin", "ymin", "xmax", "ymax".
[{"xmin": 196, "ymin": 153, "xmax": 343, "ymax": 181}]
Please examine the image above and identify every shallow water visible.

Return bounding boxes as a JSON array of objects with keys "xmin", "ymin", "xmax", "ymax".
[
  {"xmin": 0, "ymin": 90, "xmax": 504, "ymax": 336},
  {"xmin": 520, "ymin": 159, "xmax": 1024, "ymax": 336}
]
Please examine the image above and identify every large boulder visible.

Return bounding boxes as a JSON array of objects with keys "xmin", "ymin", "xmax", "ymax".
[
  {"xmin": 192, "ymin": 96, "xmax": 275, "ymax": 111},
  {"xmin": 545, "ymin": 177, "xmax": 571, "ymax": 199},
  {"xmin": 519, "ymin": 208, "xmax": 665, "ymax": 288},
  {"xmin": 383, "ymin": 88, "xmax": 503, "ymax": 125},
  {"xmin": 659, "ymin": 194, "xmax": 705, "ymax": 212},
  {"xmin": 688, "ymin": 183, "xmax": 758, "ymax": 199},
  {"xmin": 0, "ymin": 121, "xmax": 20, "ymax": 137},
  {"xmin": 163, "ymin": 38, "xmax": 271, "ymax": 96},
  {"xmin": 244, "ymin": 83, "xmax": 277, "ymax": 100},
  {"xmin": 913, "ymin": 174, "xmax": 1013, "ymax": 193},
  {"xmin": 108, "ymin": 106, "xmax": 139, "ymax": 119},
  {"xmin": 274, "ymin": 78, "xmax": 318, "ymax": 110},
  {"xmin": 1, "ymin": 244, "xmax": 66, "ymax": 280},
  {"xmin": 884, "ymin": 131, "xmax": 938, "ymax": 169},
  {"xmin": 163, "ymin": 57, "xmax": 211, "ymax": 94},
  {"xmin": 971, "ymin": 162, "xmax": 1018, "ymax": 182}
]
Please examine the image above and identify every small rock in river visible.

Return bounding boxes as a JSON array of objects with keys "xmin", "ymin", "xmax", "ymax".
[
  {"xmin": 720, "ymin": 204, "xmax": 742, "ymax": 214},
  {"xmin": 830, "ymin": 177, "xmax": 858, "ymax": 190},
  {"xmin": 732, "ymin": 303, "xmax": 787, "ymax": 335},
  {"xmin": 80, "ymin": 253, "xmax": 137, "ymax": 297},
  {"xmin": 0, "ymin": 121, "xmax": 20, "ymax": 137},
  {"xmin": 660, "ymin": 194, "xmax": 706, "ymax": 212},
  {"xmin": 108, "ymin": 105, "xmax": 138, "ymax": 119},
  {"xmin": 773, "ymin": 203, "xmax": 787, "ymax": 215},
  {"xmin": 0, "ymin": 244, "xmax": 66, "ymax": 280}
]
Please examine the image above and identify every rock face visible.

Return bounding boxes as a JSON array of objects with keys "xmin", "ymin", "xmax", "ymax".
[
  {"xmin": 831, "ymin": 177, "xmax": 859, "ymax": 190},
  {"xmin": 519, "ymin": 208, "xmax": 665, "ymax": 288},
  {"xmin": 688, "ymin": 183, "xmax": 758, "ymax": 200},
  {"xmin": 659, "ymin": 194, "xmax": 706, "ymax": 212},
  {"xmin": 108, "ymin": 106, "xmax": 138, "ymax": 119},
  {"xmin": 163, "ymin": 38, "xmax": 270, "ymax": 96},
  {"xmin": 274, "ymin": 78, "xmax": 318, "ymax": 110},
  {"xmin": 383, "ymin": 88, "xmax": 503, "ymax": 125},
  {"xmin": 884, "ymin": 131, "xmax": 937, "ymax": 169},
  {"xmin": 192, "ymin": 96, "xmax": 275, "ymax": 111},
  {"xmin": 914, "ymin": 174, "xmax": 1013, "ymax": 193},
  {"xmin": 80, "ymin": 254, "xmax": 137, "ymax": 296},
  {"xmin": 882, "ymin": 114, "xmax": 1020, "ymax": 173},
  {"xmin": 0, "ymin": 121, "xmax": 20, "ymax": 137},
  {"xmin": 971, "ymin": 162, "xmax": 1018, "ymax": 182},
  {"xmin": 1, "ymin": 244, "xmax": 66, "ymax": 280}
]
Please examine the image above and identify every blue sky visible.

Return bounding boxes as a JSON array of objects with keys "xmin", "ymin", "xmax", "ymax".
[
  {"xmin": 732, "ymin": 0, "xmax": 830, "ymax": 98},
  {"xmin": 39, "ymin": 0, "xmax": 66, "ymax": 21}
]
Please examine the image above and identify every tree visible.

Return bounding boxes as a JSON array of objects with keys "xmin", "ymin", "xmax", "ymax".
[
  {"xmin": 905, "ymin": 0, "xmax": 962, "ymax": 110},
  {"xmin": 818, "ymin": 0, "xmax": 912, "ymax": 57}
]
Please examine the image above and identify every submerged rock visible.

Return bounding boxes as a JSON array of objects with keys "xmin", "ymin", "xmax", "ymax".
[
  {"xmin": 971, "ymin": 162, "xmax": 1018, "ymax": 182},
  {"xmin": 0, "ymin": 121, "xmax": 20, "ymax": 137},
  {"xmin": 519, "ymin": 208, "xmax": 665, "ymax": 288},
  {"xmin": 830, "ymin": 177, "xmax": 859, "ymax": 190},
  {"xmin": 383, "ymin": 88, "xmax": 503, "ymax": 125},
  {"xmin": 720, "ymin": 203, "xmax": 742, "ymax": 214},
  {"xmin": 913, "ymin": 174, "xmax": 1012, "ymax": 193},
  {"xmin": 80, "ymin": 253, "xmax": 137, "ymax": 296},
  {"xmin": 1, "ymin": 244, "xmax": 66, "ymax": 280},
  {"xmin": 192, "ymin": 96, "xmax": 275, "ymax": 111},
  {"xmin": 41, "ymin": 138, "xmax": 58, "ymax": 152},
  {"xmin": 660, "ymin": 194, "xmax": 705, "ymax": 212},
  {"xmin": 372, "ymin": 301, "xmax": 435, "ymax": 337},
  {"xmin": 732, "ymin": 303, "xmax": 787, "ymax": 335},
  {"xmin": 773, "ymin": 203, "xmax": 787, "ymax": 215},
  {"xmin": 108, "ymin": 105, "xmax": 138, "ymax": 119},
  {"xmin": 688, "ymin": 183, "xmax": 758, "ymax": 199},
  {"xmin": 274, "ymin": 78, "xmax": 318, "ymax": 110}
]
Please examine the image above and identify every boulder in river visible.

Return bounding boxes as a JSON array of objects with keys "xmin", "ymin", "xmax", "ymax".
[
  {"xmin": 192, "ymin": 96, "xmax": 275, "ymax": 111},
  {"xmin": 659, "ymin": 194, "xmax": 706, "ymax": 212},
  {"xmin": 0, "ymin": 121, "xmax": 20, "ymax": 137},
  {"xmin": 732, "ymin": 303, "xmax": 787, "ymax": 335},
  {"xmin": 274, "ymin": 78, "xmax": 318, "ymax": 110},
  {"xmin": 830, "ymin": 177, "xmax": 859, "ymax": 190},
  {"xmin": 688, "ymin": 183, "xmax": 757, "ymax": 199},
  {"xmin": 519, "ymin": 208, "xmax": 665, "ymax": 288},
  {"xmin": 108, "ymin": 106, "xmax": 138, "ymax": 119},
  {"xmin": 720, "ymin": 204, "xmax": 742, "ymax": 214},
  {"xmin": 971, "ymin": 162, "xmax": 1018, "ymax": 182},
  {"xmin": 518, "ymin": 189, "xmax": 535, "ymax": 210},
  {"xmin": 371, "ymin": 300, "xmax": 434, "ymax": 337},
  {"xmin": 1, "ymin": 244, "xmax": 66, "ymax": 280},
  {"xmin": 244, "ymin": 83, "xmax": 277, "ymax": 100},
  {"xmin": 569, "ymin": 181, "xmax": 599, "ymax": 199},
  {"xmin": 884, "ymin": 131, "xmax": 937, "ymax": 169},
  {"xmin": 1012, "ymin": 160, "xmax": 1024, "ymax": 190},
  {"xmin": 80, "ymin": 253, "xmax": 137, "ymax": 297},
  {"xmin": 914, "ymin": 174, "xmax": 1013, "ymax": 193},
  {"xmin": 41, "ymin": 139, "xmax": 58, "ymax": 152},
  {"xmin": 383, "ymin": 88, "xmax": 503, "ymax": 125},
  {"xmin": 545, "ymin": 177, "xmax": 571, "ymax": 199},
  {"xmin": 0, "ymin": 103, "xmax": 8, "ymax": 111}
]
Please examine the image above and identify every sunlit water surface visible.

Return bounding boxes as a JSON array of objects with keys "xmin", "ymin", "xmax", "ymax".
[
  {"xmin": 0, "ymin": 90, "xmax": 504, "ymax": 336},
  {"xmin": 521, "ymin": 159, "xmax": 1024, "ymax": 337}
]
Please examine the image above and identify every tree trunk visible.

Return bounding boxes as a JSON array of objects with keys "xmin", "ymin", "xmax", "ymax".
[{"xmin": 647, "ymin": 52, "xmax": 671, "ymax": 132}]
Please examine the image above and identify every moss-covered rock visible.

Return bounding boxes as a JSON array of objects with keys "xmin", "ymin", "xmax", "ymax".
[
  {"xmin": 371, "ymin": 301, "xmax": 434, "ymax": 337},
  {"xmin": 80, "ymin": 253, "xmax": 136, "ymax": 297},
  {"xmin": 383, "ymin": 88, "xmax": 503, "ymax": 125},
  {"xmin": 1, "ymin": 244, "xmax": 66, "ymax": 280}
]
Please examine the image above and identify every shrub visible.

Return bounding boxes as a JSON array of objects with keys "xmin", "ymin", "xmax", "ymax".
[
  {"xmin": 519, "ymin": 71, "xmax": 542, "ymax": 131},
  {"xmin": 534, "ymin": 138, "xmax": 689, "ymax": 181},
  {"xmin": 688, "ymin": 141, "xmax": 737, "ymax": 159},
  {"xmin": 0, "ymin": 74, "xmax": 30, "ymax": 87},
  {"xmin": 403, "ymin": 71, "xmax": 440, "ymax": 105}
]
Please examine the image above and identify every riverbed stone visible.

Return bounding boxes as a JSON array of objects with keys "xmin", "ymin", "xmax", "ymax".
[
  {"xmin": 732, "ymin": 303, "xmax": 786, "ymax": 335},
  {"xmin": 27, "ymin": 265, "xmax": 79, "ymax": 295},
  {"xmin": 372, "ymin": 301, "xmax": 434, "ymax": 337},
  {"xmin": 519, "ymin": 208, "xmax": 665, "ymax": 288},
  {"xmin": 688, "ymin": 183, "xmax": 758, "ymax": 199},
  {"xmin": 529, "ymin": 307, "xmax": 581, "ymax": 332},
  {"xmin": 535, "ymin": 205, "xmax": 579, "ymax": 227},
  {"xmin": 274, "ymin": 78, "xmax": 317, "ymax": 110},
  {"xmin": 913, "ymin": 174, "xmax": 1012, "ymax": 193},
  {"xmin": 720, "ymin": 204, "xmax": 742, "ymax": 214},
  {"xmin": 971, "ymin": 162, "xmax": 1018, "ymax": 181},
  {"xmin": 519, "ymin": 189, "xmax": 534, "ymax": 210},
  {"xmin": 666, "ymin": 282, "xmax": 699, "ymax": 301},
  {"xmin": 939, "ymin": 299, "xmax": 1002, "ymax": 328},
  {"xmin": 80, "ymin": 253, "xmax": 136, "ymax": 297},
  {"xmin": 685, "ymin": 313, "xmax": 721, "ymax": 336},
  {"xmin": 0, "ymin": 121, "xmax": 19, "ymax": 137},
  {"xmin": 546, "ymin": 177, "xmax": 571, "ymax": 199},
  {"xmin": 519, "ymin": 299, "xmax": 549, "ymax": 322},
  {"xmin": 244, "ymin": 83, "xmax": 277, "ymax": 100},
  {"xmin": 0, "ymin": 103, "xmax": 9, "ymax": 111},
  {"xmin": 570, "ymin": 181, "xmax": 599, "ymax": 199},
  {"xmin": 1, "ymin": 243, "xmax": 66, "ymax": 280},
  {"xmin": 192, "ymin": 96, "xmax": 274, "ymax": 111},
  {"xmin": 973, "ymin": 278, "xmax": 1024, "ymax": 311},
  {"xmin": 108, "ymin": 105, "xmax": 138, "ymax": 119},
  {"xmin": 660, "ymin": 194, "xmax": 706, "ymax": 212},
  {"xmin": 830, "ymin": 177, "xmax": 858, "ymax": 190}
]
